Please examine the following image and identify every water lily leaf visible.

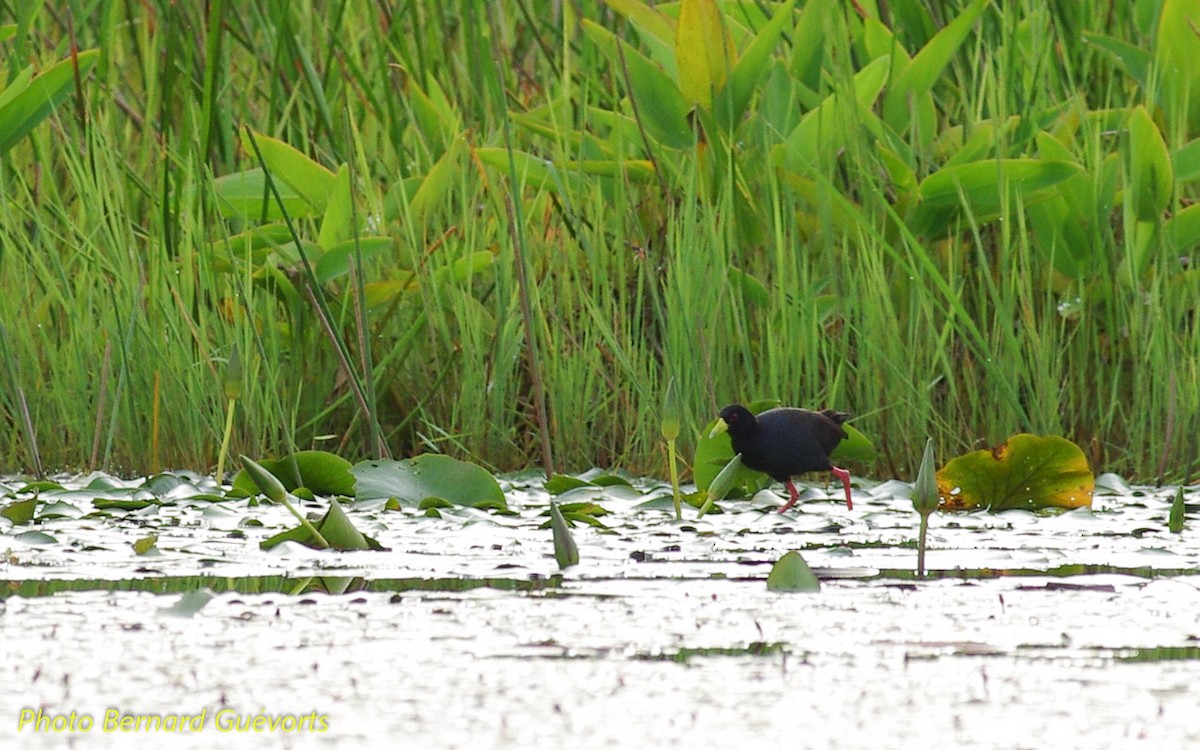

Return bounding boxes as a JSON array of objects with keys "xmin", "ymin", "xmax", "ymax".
[
  {"xmin": 259, "ymin": 499, "xmax": 383, "ymax": 551},
  {"xmin": 352, "ymin": 455, "xmax": 506, "ymax": 509},
  {"xmin": 767, "ymin": 551, "xmax": 820, "ymax": 592},
  {"xmin": 231, "ymin": 451, "xmax": 355, "ymax": 497},
  {"xmin": 830, "ymin": 424, "xmax": 875, "ymax": 463},
  {"xmin": 93, "ymin": 499, "xmax": 154, "ymax": 511},
  {"xmin": 316, "ymin": 498, "xmax": 370, "ymax": 550},
  {"xmin": 1169, "ymin": 486, "xmax": 1185, "ymax": 533},
  {"xmin": 11, "ymin": 530, "xmax": 57, "ymax": 545},
  {"xmin": 132, "ymin": 535, "xmax": 158, "ymax": 555},
  {"xmin": 549, "ymin": 500, "xmax": 580, "ymax": 569},
  {"xmin": 159, "ymin": 589, "xmax": 216, "ymax": 618},
  {"xmin": 936, "ymin": 434, "xmax": 1094, "ymax": 512},
  {"xmin": 37, "ymin": 501, "xmax": 82, "ymax": 519},
  {"xmin": 1, "ymin": 498, "xmax": 38, "ymax": 524}
]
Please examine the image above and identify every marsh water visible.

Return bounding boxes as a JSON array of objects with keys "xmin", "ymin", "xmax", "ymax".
[{"xmin": 2, "ymin": 472, "xmax": 1198, "ymax": 748}]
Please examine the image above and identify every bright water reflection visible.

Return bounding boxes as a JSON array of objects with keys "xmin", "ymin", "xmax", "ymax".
[{"xmin": 1, "ymin": 472, "xmax": 1198, "ymax": 748}]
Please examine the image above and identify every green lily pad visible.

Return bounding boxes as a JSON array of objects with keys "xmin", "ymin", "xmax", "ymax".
[
  {"xmin": 351, "ymin": 455, "xmax": 506, "ymax": 509},
  {"xmin": 231, "ymin": 450, "xmax": 356, "ymax": 497},
  {"xmin": 766, "ymin": 551, "xmax": 820, "ymax": 592},
  {"xmin": 132, "ymin": 534, "xmax": 158, "ymax": 555},
  {"xmin": 260, "ymin": 498, "xmax": 383, "ymax": 551},
  {"xmin": 936, "ymin": 434, "xmax": 1094, "ymax": 512},
  {"xmin": 159, "ymin": 589, "xmax": 216, "ymax": 618},
  {"xmin": 549, "ymin": 500, "xmax": 579, "ymax": 569},
  {"xmin": 1, "ymin": 498, "xmax": 38, "ymax": 524}
]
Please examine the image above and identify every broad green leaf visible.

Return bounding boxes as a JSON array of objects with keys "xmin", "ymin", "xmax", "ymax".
[
  {"xmin": 830, "ymin": 424, "xmax": 876, "ymax": 463},
  {"xmin": 407, "ymin": 134, "xmax": 466, "ymax": 229},
  {"xmin": 1127, "ymin": 105, "xmax": 1173, "ymax": 222},
  {"xmin": 1081, "ymin": 33, "xmax": 1150, "ymax": 89},
  {"xmin": 132, "ymin": 535, "xmax": 158, "ymax": 555},
  {"xmin": 93, "ymin": 498, "xmax": 155, "ymax": 511},
  {"xmin": 882, "ymin": 0, "xmax": 989, "ymax": 134},
  {"xmin": 789, "ymin": 0, "xmax": 828, "ymax": 92},
  {"xmin": 1, "ymin": 498, "xmax": 37, "ymax": 524},
  {"xmin": 549, "ymin": 500, "xmax": 580, "ymax": 568},
  {"xmin": 910, "ymin": 159, "xmax": 1083, "ymax": 239},
  {"xmin": 545, "ymin": 475, "xmax": 591, "ymax": 494},
  {"xmin": 766, "ymin": 551, "xmax": 820, "ymax": 592},
  {"xmin": 1154, "ymin": 0, "xmax": 1200, "ymax": 133},
  {"xmin": 918, "ymin": 159, "xmax": 1082, "ymax": 208},
  {"xmin": 258, "ymin": 499, "xmax": 383, "ymax": 551},
  {"xmin": 314, "ymin": 237, "xmax": 393, "ymax": 284},
  {"xmin": 676, "ymin": 0, "xmax": 733, "ymax": 112},
  {"xmin": 232, "ymin": 450, "xmax": 356, "ymax": 497},
  {"xmin": 316, "ymin": 498, "xmax": 370, "ymax": 551},
  {"xmin": 473, "ymin": 147, "xmax": 587, "ymax": 195},
  {"xmin": 427, "ymin": 251, "xmax": 495, "ymax": 296},
  {"xmin": 12, "ymin": 531, "xmax": 57, "ymax": 545},
  {"xmin": 1168, "ymin": 486, "xmax": 1185, "ymax": 533},
  {"xmin": 1174, "ymin": 138, "xmax": 1200, "ymax": 184},
  {"xmin": 0, "ymin": 49, "xmax": 99, "ymax": 155},
  {"xmin": 351, "ymin": 455, "xmax": 506, "ymax": 509},
  {"xmin": 717, "ymin": 0, "xmax": 794, "ymax": 126},
  {"xmin": 38, "ymin": 501, "xmax": 82, "ymax": 519},
  {"xmin": 936, "ymin": 434, "xmax": 1094, "ymax": 512},
  {"xmin": 0, "ymin": 24, "xmax": 15, "ymax": 44},
  {"xmin": 316, "ymin": 164, "xmax": 353, "ymax": 250},
  {"xmin": 777, "ymin": 56, "xmax": 889, "ymax": 172},
  {"xmin": 1164, "ymin": 203, "xmax": 1200, "ymax": 252},
  {"xmin": 726, "ymin": 266, "xmax": 769, "ymax": 307},
  {"xmin": 583, "ymin": 20, "xmax": 692, "ymax": 150},
  {"xmin": 405, "ymin": 72, "xmax": 459, "ymax": 150},
  {"xmin": 240, "ymin": 129, "xmax": 337, "ymax": 212},
  {"xmin": 213, "ymin": 168, "xmax": 315, "ymax": 220},
  {"xmin": 604, "ymin": 0, "xmax": 675, "ymax": 47}
]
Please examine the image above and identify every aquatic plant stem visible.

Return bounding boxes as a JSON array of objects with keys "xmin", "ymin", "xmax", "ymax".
[
  {"xmin": 917, "ymin": 514, "xmax": 929, "ymax": 578},
  {"xmin": 668, "ymin": 438, "xmax": 682, "ymax": 520}
]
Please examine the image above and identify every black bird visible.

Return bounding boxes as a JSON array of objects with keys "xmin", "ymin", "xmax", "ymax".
[{"xmin": 709, "ymin": 404, "xmax": 853, "ymax": 513}]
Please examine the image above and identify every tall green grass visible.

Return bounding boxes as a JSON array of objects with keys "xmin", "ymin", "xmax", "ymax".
[{"xmin": 0, "ymin": 0, "xmax": 1196, "ymax": 483}]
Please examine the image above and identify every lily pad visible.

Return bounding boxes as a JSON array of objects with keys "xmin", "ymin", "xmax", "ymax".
[
  {"xmin": 230, "ymin": 450, "xmax": 356, "ymax": 497},
  {"xmin": 1, "ymin": 498, "xmax": 38, "ymax": 524},
  {"xmin": 936, "ymin": 434, "xmax": 1094, "ymax": 512},
  {"xmin": 549, "ymin": 500, "xmax": 579, "ymax": 569},
  {"xmin": 352, "ymin": 455, "xmax": 506, "ymax": 509},
  {"xmin": 260, "ymin": 498, "xmax": 383, "ymax": 551},
  {"xmin": 766, "ymin": 551, "xmax": 821, "ymax": 592}
]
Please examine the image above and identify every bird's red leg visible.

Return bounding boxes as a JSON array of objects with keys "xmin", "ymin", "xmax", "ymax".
[
  {"xmin": 831, "ymin": 466, "xmax": 853, "ymax": 510},
  {"xmin": 778, "ymin": 480, "xmax": 802, "ymax": 513}
]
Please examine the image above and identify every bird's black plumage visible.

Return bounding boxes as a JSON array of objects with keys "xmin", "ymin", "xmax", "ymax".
[{"xmin": 711, "ymin": 404, "xmax": 854, "ymax": 511}]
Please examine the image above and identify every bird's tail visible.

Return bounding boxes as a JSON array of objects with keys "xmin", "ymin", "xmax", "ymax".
[{"xmin": 819, "ymin": 409, "xmax": 852, "ymax": 425}]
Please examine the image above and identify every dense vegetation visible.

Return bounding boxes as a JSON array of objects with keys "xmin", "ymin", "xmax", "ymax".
[{"xmin": 1, "ymin": 1, "xmax": 1196, "ymax": 482}]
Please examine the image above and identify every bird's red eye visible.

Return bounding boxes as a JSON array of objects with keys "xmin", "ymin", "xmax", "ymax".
[{"xmin": 728, "ymin": 412, "xmax": 737, "ymax": 422}]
